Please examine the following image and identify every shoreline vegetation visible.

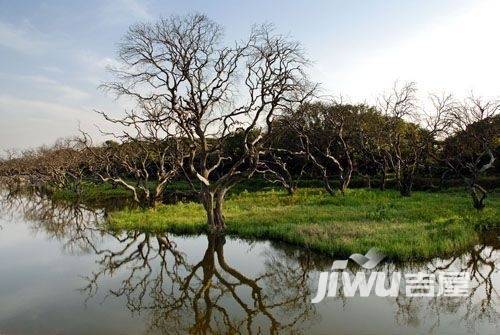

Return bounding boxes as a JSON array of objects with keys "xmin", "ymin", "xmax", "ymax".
[{"xmin": 56, "ymin": 182, "xmax": 499, "ymax": 261}]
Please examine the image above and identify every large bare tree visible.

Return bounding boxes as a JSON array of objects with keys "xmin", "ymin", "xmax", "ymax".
[{"xmin": 98, "ymin": 14, "xmax": 314, "ymax": 229}]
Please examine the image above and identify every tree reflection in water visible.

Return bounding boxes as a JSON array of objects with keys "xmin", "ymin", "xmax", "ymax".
[
  {"xmin": 1, "ymin": 190, "xmax": 319, "ymax": 334},
  {"xmin": 393, "ymin": 236, "xmax": 499, "ymax": 333},
  {"xmin": 0, "ymin": 189, "xmax": 498, "ymax": 334},
  {"xmin": 0, "ymin": 187, "xmax": 107, "ymax": 253},
  {"xmin": 81, "ymin": 232, "xmax": 319, "ymax": 334}
]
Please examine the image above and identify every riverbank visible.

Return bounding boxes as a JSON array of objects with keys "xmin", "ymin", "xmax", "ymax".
[{"xmin": 108, "ymin": 188, "xmax": 499, "ymax": 260}]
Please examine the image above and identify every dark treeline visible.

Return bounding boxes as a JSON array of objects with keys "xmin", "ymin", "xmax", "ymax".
[{"xmin": 0, "ymin": 14, "xmax": 498, "ymax": 230}]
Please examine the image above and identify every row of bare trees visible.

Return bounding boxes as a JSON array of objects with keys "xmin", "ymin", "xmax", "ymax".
[
  {"xmin": 0, "ymin": 138, "xmax": 91, "ymax": 194},
  {"xmin": 269, "ymin": 85, "xmax": 498, "ymax": 203},
  {"xmin": 1, "ymin": 14, "xmax": 498, "ymax": 230}
]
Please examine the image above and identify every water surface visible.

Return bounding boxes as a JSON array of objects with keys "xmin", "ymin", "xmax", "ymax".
[{"xmin": 0, "ymin": 191, "xmax": 498, "ymax": 334}]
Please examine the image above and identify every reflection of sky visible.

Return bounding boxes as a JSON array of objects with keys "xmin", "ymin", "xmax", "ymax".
[
  {"xmin": 1, "ymin": 0, "xmax": 500, "ymax": 151},
  {"xmin": 0, "ymin": 201, "xmax": 498, "ymax": 334},
  {"xmin": 0, "ymin": 219, "xmax": 147, "ymax": 335}
]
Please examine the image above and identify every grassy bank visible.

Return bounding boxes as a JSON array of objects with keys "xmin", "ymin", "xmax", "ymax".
[{"xmin": 108, "ymin": 188, "xmax": 499, "ymax": 260}]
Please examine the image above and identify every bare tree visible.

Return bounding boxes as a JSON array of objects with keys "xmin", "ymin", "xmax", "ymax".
[
  {"xmin": 0, "ymin": 138, "xmax": 90, "ymax": 195},
  {"xmin": 442, "ymin": 96, "xmax": 499, "ymax": 209},
  {"xmin": 257, "ymin": 150, "xmax": 307, "ymax": 195},
  {"xmin": 284, "ymin": 101, "xmax": 361, "ymax": 195},
  {"xmin": 81, "ymin": 124, "xmax": 187, "ymax": 207},
  {"xmin": 256, "ymin": 117, "xmax": 308, "ymax": 195},
  {"xmin": 379, "ymin": 82, "xmax": 452, "ymax": 196},
  {"xmin": 356, "ymin": 107, "xmax": 391, "ymax": 190},
  {"xmin": 97, "ymin": 14, "xmax": 314, "ymax": 229}
]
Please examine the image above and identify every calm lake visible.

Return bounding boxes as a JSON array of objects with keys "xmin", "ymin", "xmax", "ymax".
[{"xmin": 0, "ymin": 191, "xmax": 498, "ymax": 334}]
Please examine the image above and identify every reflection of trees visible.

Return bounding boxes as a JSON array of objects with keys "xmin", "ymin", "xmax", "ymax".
[
  {"xmin": 1, "ymin": 190, "xmax": 498, "ymax": 334},
  {"xmin": 394, "ymin": 239, "xmax": 499, "ymax": 333},
  {"xmin": 82, "ymin": 233, "xmax": 318, "ymax": 334},
  {"xmin": 0, "ymin": 188, "xmax": 106, "ymax": 253},
  {"xmin": 1, "ymin": 190, "xmax": 319, "ymax": 334}
]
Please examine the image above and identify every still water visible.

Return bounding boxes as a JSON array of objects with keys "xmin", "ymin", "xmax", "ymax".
[{"xmin": 0, "ymin": 191, "xmax": 498, "ymax": 334}]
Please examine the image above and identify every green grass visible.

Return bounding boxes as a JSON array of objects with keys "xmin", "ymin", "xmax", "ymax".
[{"xmin": 108, "ymin": 188, "xmax": 499, "ymax": 261}]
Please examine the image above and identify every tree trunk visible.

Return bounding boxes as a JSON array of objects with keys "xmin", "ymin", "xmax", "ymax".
[
  {"xmin": 338, "ymin": 170, "xmax": 352, "ymax": 195},
  {"xmin": 360, "ymin": 174, "xmax": 371, "ymax": 189},
  {"xmin": 286, "ymin": 185, "xmax": 297, "ymax": 195},
  {"xmin": 149, "ymin": 182, "xmax": 170, "ymax": 208},
  {"xmin": 395, "ymin": 164, "xmax": 414, "ymax": 197},
  {"xmin": 379, "ymin": 169, "xmax": 387, "ymax": 191},
  {"xmin": 400, "ymin": 185, "xmax": 411, "ymax": 197},
  {"xmin": 470, "ymin": 184, "xmax": 486, "ymax": 210},
  {"xmin": 339, "ymin": 180, "xmax": 348, "ymax": 195},
  {"xmin": 149, "ymin": 195, "xmax": 163, "ymax": 208},
  {"xmin": 201, "ymin": 188, "xmax": 226, "ymax": 230},
  {"xmin": 399, "ymin": 176, "xmax": 413, "ymax": 197},
  {"xmin": 322, "ymin": 175, "xmax": 335, "ymax": 196}
]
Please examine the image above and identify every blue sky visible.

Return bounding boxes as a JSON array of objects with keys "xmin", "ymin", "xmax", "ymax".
[{"xmin": 1, "ymin": 0, "xmax": 498, "ymax": 151}]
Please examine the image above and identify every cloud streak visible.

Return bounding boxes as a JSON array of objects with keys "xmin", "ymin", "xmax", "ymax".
[{"xmin": 0, "ymin": 20, "xmax": 49, "ymax": 54}]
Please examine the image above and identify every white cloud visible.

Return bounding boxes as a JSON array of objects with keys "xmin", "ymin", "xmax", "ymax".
[
  {"xmin": 315, "ymin": 0, "xmax": 500, "ymax": 102},
  {"xmin": 0, "ymin": 95, "xmax": 92, "ymax": 150},
  {"xmin": 0, "ymin": 73, "xmax": 90, "ymax": 101},
  {"xmin": 0, "ymin": 20, "xmax": 48, "ymax": 54},
  {"xmin": 120, "ymin": 0, "xmax": 151, "ymax": 19},
  {"xmin": 0, "ymin": 95, "xmax": 87, "ymax": 119},
  {"xmin": 99, "ymin": 0, "xmax": 152, "ymax": 25},
  {"xmin": 0, "ymin": 91, "xmax": 128, "ymax": 151},
  {"xmin": 73, "ymin": 51, "xmax": 122, "ymax": 85},
  {"xmin": 39, "ymin": 65, "xmax": 63, "ymax": 74}
]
